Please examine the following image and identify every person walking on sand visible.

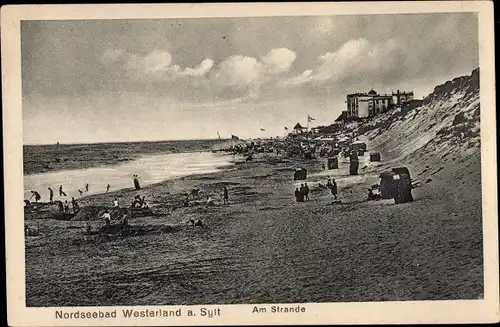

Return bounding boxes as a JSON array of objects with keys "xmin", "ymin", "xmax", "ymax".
[
  {"xmin": 304, "ymin": 183, "xmax": 310, "ymax": 201},
  {"xmin": 30, "ymin": 191, "xmax": 41, "ymax": 203},
  {"xmin": 223, "ymin": 186, "xmax": 229, "ymax": 205},
  {"xmin": 106, "ymin": 184, "xmax": 110, "ymax": 193},
  {"xmin": 59, "ymin": 185, "xmax": 67, "ymax": 197},
  {"xmin": 85, "ymin": 183, "xmax": 89, "ymax": 192},
  {"xmin": 48, "ymin": 187, "xmax": 54, "ymax": 203}
]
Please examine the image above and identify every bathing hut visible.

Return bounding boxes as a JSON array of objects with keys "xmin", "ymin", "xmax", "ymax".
[
  {"xmin": 350, "ymin": 141, "xmax": 367, "ymax": 152},
  {"xmin": 294, "ymin": 168, "xmax": 307, "ymax": 180},
  {"xmin": 379, "ymin": 171, "xmax": 397, "ymax": 199},
  {"xmin": 370, "ymin": 152, "xmax": 381, "ymax": 162},
  {"xmin": 392, "ymin": 167, "xmax": 414, "ymax": 203},
  {"xmin": 327, "ymin": 157, "xmax": 338, "ymax": 169}
]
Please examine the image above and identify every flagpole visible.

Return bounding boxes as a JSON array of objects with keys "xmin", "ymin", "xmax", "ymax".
[{"xmin": 306, "ymin": 115, "xmax": 309, "ymax": 140}]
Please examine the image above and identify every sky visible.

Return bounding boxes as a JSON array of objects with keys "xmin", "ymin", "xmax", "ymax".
[{"xmin": 21, "ymin": 13, "xmax": 479, "ymax": 144}]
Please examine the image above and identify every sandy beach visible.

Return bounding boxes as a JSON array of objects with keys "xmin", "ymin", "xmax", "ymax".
[{"xmin": 24, "ymin": 137, "xmax": 483, "ymax": 306}]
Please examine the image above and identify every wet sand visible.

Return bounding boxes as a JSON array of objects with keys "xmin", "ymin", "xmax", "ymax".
[{"xmin": 24, "ymin": 145, "xmax": 483, "ymax": 306}]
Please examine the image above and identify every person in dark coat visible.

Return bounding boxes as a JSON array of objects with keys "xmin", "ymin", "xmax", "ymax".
[
  {"xmin": 133, "ymin": 175, "xmax": 141, "ymax": 190},
  {"xmin": 295, "ymin": 188, "xmax": 302, "ymax": 202},
  {"xmin": 304, "ymin": 183, "xmax": 310, "ymax": 201},
  {"xmin": 330, "ymin": 179, "xmax": 338, "ymax": 200}
]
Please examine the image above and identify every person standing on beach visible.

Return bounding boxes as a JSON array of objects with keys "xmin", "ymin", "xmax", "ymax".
[
  {"xmin": 59, "ymin": 185, "xmax": 67, "ymax": 197},
  {"xmin": 48, "ymin": 187, "xmax": 54, "ymax": 203},
  {"xmin": 71, "ymin": 197, "xmax": 77, "ymax": 214},
  {"xmin": 331, "ymin": 178, "xmax": 338, "ymax": 200},
  {"xmin": 300, "ymin": 184, "xmax": 306, "ymax": 200},
  {"xmin": 85, "ymin": 183, "xmax": 89, "ymax": 192},
  {"xmin": 223, "ymin": 186, "xmax": 229, "ymax": 205},
  {"xmin": 133, "ymin": 175, "xmax": 141, "ymax": 190},
  {"xmin": 106, "ymin": 184, "xmax": 110, "ymax": 193},
  {"xmin": 294, "ymin": 187, "xmax": 302, "ymax": 202},
  {"xmin": 304, "ymin": 183, "xmax": 310, "ymax": 201},
  {"xmin": 63, "ymin": 200, "xmax": 70, "ymax": 214}
]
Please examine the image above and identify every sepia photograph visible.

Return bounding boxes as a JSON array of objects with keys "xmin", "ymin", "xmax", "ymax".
[{"xmin": 3, "ymin": 2, "xmax": 498, "ymax": 326}]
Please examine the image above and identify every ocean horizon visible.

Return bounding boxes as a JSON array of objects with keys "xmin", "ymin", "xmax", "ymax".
[{"xmin": 23, "ymin": 137, "xmax": 230, "ymax": 147}]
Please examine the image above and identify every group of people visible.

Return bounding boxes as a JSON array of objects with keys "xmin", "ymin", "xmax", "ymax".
[
  {"xmin": 55, "ymin": 197, "xmax": 80, "ymax": 214},
  {"xmin": 295, "ymin": 176, "xmax": 339, "ymax": 203},
  {"xmin": 184, "ymin": 186, "xmax": 229, "ymax": 207},
  {"xmin": 294, "ymin": 183, "xmax": 310, "ymax": 202},
  {"xmin": 130, "ymin": 195, "xmax": 149, "ymax": 209},
  {"xmin": 326, "ymin": 177, "xmax": 338, "ymax": 200},
  {"xmin": 28, "ymin": 182, "xmax": 113, "ymax": 205}
]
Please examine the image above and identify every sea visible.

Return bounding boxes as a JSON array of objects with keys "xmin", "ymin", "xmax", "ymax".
[{"xmin": 23, "ymin": 140, "xmax": 236, "ymax": 201}]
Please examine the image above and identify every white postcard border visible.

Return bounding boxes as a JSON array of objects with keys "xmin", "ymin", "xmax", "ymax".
[{"xmin": 2, "ymin": 2, "xmax": 498, "ymax": 326}]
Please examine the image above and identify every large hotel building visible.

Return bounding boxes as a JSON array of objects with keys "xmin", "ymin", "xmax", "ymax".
[{"xmin": 346, "ymin": 89, "xmax": 414, "ymax": 118}]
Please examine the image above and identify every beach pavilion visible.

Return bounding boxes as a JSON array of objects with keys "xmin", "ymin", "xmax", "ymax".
[{"xmin": 293, "ymin": 123, "xmax": 308, "ymax": 135}]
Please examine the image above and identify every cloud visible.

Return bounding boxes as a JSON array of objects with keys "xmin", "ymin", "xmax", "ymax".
[
  {"xmin": 213, "ymin": 55, "xmax": 263, "ymax": 88},
  {"xmin": 141, "ymin": 50, "xmax": 173, "ymax": 72},
  {"xmin": 101, "ymin": 49, "xmax": 214, "ymax": 82},
  {"xmin": 209, "ymin": 48, "xmax": 297, "ymax": 99},
  {"xmin": 280, "ymin": 69, "xmax": 313, "ymax": 87},
  {"xmin": 280, "ymin": 38, "xmax": 403, "ymax": 87},
  {"xmin": 177, "ymin": 59, "xmax": 214, "ymax": 77},
  {"xmin": 261, "ymin": 48, "xmax": 297, "ymax": 74}
]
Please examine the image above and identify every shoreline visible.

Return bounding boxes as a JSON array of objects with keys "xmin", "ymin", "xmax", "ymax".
[{"xmin": 23, "ymin": 139, "xmax": 229, "ymax": 175}]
